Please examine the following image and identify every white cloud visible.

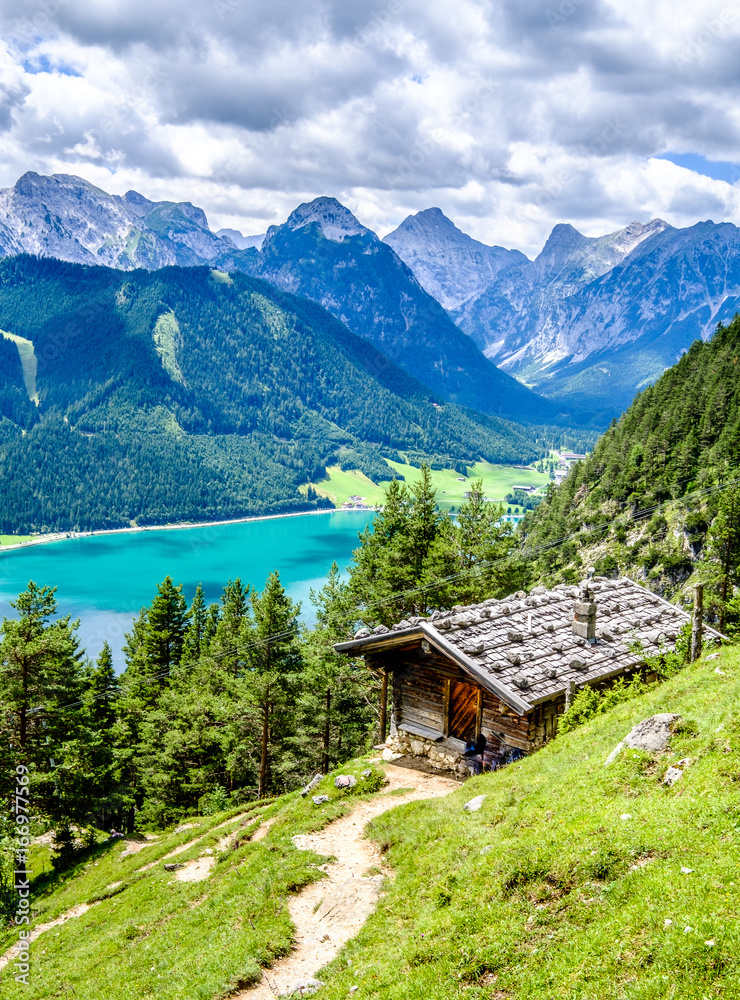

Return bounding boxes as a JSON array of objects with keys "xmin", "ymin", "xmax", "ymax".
[{"xmin": 0, "ymin": 0, "xmax": 739, "ymax": 254}]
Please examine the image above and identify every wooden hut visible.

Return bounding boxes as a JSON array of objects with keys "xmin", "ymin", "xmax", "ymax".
[{"xmin": 333, "ymin": 577, "xmax": 721, "ymax": 775}]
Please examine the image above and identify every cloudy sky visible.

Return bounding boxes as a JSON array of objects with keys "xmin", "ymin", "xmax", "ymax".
[{"xmin": 1, "ymin": 0, "xmax": 740, "ymax": 255}]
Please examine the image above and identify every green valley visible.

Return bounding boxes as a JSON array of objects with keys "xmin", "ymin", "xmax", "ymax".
[
  {"xmin": 0, "ymin": 255, "xmax": 546, "ymax": 534},
  {"xmin": 305, "ymin": 459, "xmax": 550, "ymax": 509}
]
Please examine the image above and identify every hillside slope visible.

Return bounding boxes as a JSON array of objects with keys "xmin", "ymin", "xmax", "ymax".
[
  {"xmin": 2, "ymin": 649, "xmax": 738, "ymax": 998},
  {"xmin": 520, "ymin": 314, "xmax": 740, "ymax": 600},
  {"xmin": 0, "ymin": 256, "xmax": 542, "ymax": 533}
]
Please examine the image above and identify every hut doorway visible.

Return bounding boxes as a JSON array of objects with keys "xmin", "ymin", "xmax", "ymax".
[{"xmin": 449, "ymin": 679, "xmax": 479, "ymax": 741}]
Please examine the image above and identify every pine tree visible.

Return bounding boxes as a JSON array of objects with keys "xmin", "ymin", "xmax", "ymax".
[
  {"xmin": 239, "ymin": 573, "xmax": 301, "ymax": 796},
  {"xmin": 0, "ymin": 582, "xmax": 85, "ymax": 822},
  {"xmin": 83, "ymin": 642, "xmax": 117, "ymax": 729},
  {"xmin": 439, "ymin": 480, "xmax": 528, "ymax": 604},
  {"xmin": 296, "ymin": 563, "xmax": 375, "ymax": 774},
  {"xmin": 181, "ymin": 584, "xmax": 208, "ymax": 664},
  {"xmin": 143, "ymin": 576, "xmax": 188, "ymax": 676},
  {"xmin": 211, "ymin": 579, "xmax": 250, "ymax": 673},
  {"xmin": 701, "ymin": 484, "xmax": 740, "ymax": 630}
]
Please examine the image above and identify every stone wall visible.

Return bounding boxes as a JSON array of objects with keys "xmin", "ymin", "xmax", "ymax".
[{"xmin": 382, "ymin": 730, "xmax": 469, "ymax": 776}]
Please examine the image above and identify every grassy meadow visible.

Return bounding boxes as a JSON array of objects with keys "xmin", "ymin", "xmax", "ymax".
[
  {"xmin": 2, "ymin": 649, "xmax": 740, "ymax": 998},
  {"xmin": 0, "ymin": 535, "xmax": 36, "ymax": 547},
  {"xmin": 303, "ymin": 459, "xmax": 551, "ymax": 509}
]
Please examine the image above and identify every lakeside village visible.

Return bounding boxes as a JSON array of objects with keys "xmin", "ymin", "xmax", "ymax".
[{"xmin": 339, "ymin": 450, "xmax": 587, "ymax": 518}]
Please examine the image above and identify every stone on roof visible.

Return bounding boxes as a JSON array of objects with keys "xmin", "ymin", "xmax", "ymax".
[{"xmin": 338, "ymin": 578, "xmax": 722, "ymax": 712}]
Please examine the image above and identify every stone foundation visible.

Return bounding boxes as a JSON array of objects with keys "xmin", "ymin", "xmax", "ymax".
[{"xmin": 382, "ymin": 731, "xmax": 469, "ymax": 776}]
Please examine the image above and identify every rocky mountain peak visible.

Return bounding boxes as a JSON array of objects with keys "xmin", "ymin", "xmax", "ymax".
[
  {"xmin": 385, "ymin": 207, "xmax": 490, "ymax": 253},
  {"xmin": 284, "ymin": 196, "xmax": 369, "ymax": 242},
  {"xmin": 536, "ymin": 223, "xmax": 589, "ymax": 262}
]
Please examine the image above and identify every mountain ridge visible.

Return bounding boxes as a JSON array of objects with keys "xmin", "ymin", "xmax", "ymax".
[{"xmin": 0, "ymin": 173, "xmax": 558, "ymax": 423}]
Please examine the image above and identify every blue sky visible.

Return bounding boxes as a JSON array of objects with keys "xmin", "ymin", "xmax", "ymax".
[
  {"xmin": 657, "ymin": 153, "xmax": 740, "ymax": 185},
  {"xmin": 0, "ymin": 0, "xmax": 740, "ymax": 254}
]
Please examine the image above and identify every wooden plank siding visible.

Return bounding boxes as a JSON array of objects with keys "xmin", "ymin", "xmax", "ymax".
[
  {"xmin": 377, "ymin": 647, "xmax": 565, "ymax": 754},
  {"xmin": 394, "ymin": 662, "xmax": 447, "ymax": 735}
]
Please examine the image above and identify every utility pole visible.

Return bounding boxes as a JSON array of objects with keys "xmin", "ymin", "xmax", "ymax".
[{"xmin": 691, "ymin": 583, "xmax": 704, "ymax": 661}]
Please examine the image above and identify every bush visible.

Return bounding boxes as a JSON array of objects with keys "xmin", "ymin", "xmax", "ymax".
[
  {"xmin": 198, "ymin": 786, "xmax": 230, "ymax": 816},
  {"xmin": 594, "ymin": 553, "xmax": 619, "ymax": 578},
  {"xmin": 51, "ymin": 824, "xmax": 79, "ymax": 872},
  {"xmin": 559, "ymin": 674, "xmax": 649, "ymax": 735}
]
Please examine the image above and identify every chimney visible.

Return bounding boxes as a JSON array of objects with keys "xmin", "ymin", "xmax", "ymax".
[{"xmin": 572, "ymin": 582, "xmax": 597, "ymax": 643}]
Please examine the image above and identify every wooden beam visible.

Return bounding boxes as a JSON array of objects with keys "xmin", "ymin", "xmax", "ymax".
[
  {"xmin": 442, "ymin": 677, "xmax": 451, "ymax": 737},
  {"xmin": 475, "ymin": 686, "xmax": 483, "ymax": 736},
  {"xmin": 379, "ymin": 670, "xmax": 389, "ymax": 743},
  {"xmin": 691, "ymin": 583, "xmax": 704, "ymax": 662}
]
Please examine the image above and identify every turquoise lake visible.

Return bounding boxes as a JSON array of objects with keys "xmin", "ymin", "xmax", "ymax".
[{"xmin": 0, "ymin": 511, "xmax": 373, "ymax": 669}]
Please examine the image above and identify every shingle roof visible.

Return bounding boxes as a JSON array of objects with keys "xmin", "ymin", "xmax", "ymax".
[{"xmin": 333, "ymin": 577, "xmax": 723, "ymax": 713}]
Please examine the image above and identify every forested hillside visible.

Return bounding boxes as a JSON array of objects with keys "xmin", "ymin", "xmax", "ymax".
[
  {"xmin": 0, "ymin": 256, "xmax": 543, "ymax": 533},
  {"xmin": 522, "ymin": 315, "xmax": 740, "ymax": 621}
]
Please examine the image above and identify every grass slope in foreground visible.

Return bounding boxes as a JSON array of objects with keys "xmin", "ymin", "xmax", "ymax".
[{"xmin": 3, "ymin": 651, "xmax": 739, "ymax": 998}]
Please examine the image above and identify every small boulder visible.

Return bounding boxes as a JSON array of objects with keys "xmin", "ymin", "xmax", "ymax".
[
  {"xmin": 283, "ymin": 978, "xmax": 325, "ymax": 996},
  {"xmin": 300, "ymin": 774, "xmax": 324, "ymax": 797},
  {"xmin": 624, "ymin": 714, "xmax": 682, "ymax": 752},
  {"xmin": 605, "ymin": 713, "xmax": 682, "ymax": 765},
  {"xmin": 663, "ymin": 766, "xmax": 684, "ymax": 787},
  {"xmin": 463, "ymin": 795, "xmax": 486, "ymax": 812},
  {"xmin": 334, "ymin": 775, "xmax": 357, "ymax": 789},
  {"xmin": 569, "ymin": 657, "xmax": 587, "ymax": 671},
  {"xmin": 312, "ymin": 795, "xmax": 330, "ymax": 805},
  {"xmin": 382, "ymin": 748, "xmax": 403, "ymax": 762},
  {"xmin": 353, "ymin": 628, "xmax": 370, "ymax": 639}
]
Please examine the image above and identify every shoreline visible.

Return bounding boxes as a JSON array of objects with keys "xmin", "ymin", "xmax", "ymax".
[{"xmin": 0, "ymin": 506, "xmax": 377, "ymax": 555}]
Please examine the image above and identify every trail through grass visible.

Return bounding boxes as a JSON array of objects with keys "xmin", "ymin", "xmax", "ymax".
[
  {"xmin": 313, "ymin": 649, "xmax": 740, "ymax": 999},
  {"xmin": 4, "ymin": 653, "xmax": 739, "ymax": 998}
]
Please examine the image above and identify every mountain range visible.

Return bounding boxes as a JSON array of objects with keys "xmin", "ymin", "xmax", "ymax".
[
  {"xmin": 0, "ymin": 173, "xmax": 555, "ymax": 423},
  {"xmin": 3, "ymin": 171, "xmax": 740, "ymax": 425},
  {"xmin": 386, "ymin": 210, "xmax": 740, "ymax": 420}
]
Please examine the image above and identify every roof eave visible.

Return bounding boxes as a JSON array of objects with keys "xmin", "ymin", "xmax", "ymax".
[
  {"xmin": 333, "ymin": 627, "xmax": 424, "ymax": 654},
  {"xmin": 333, "ymin": 624, "xmax": 532, "ymax": 715}
]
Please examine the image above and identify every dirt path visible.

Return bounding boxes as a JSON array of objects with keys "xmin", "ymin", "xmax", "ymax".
[
  {"xmin": 237, "ymin": 763, "xmax": 459, "ymax": 999},
  {"xmin": 0, "ymin": 903, "xmax": 95, "ymax": 971}
]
